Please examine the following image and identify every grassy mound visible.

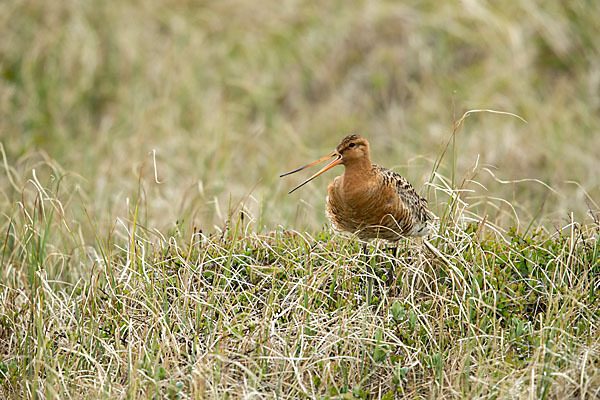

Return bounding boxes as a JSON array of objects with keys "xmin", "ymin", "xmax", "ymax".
[{"xmin": 1, "ymin": 168, "xmax": 598, "ymax": 399}]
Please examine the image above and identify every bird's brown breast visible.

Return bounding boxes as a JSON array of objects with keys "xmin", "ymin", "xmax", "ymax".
[{"xmin": 326, "ymin": 171, "xmax": 416, "ymax": 241}]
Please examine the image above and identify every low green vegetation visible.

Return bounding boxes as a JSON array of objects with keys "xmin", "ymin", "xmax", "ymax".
[{"xmin": 0, "ymin": 169, "xmax": 598, "ymax": 398}]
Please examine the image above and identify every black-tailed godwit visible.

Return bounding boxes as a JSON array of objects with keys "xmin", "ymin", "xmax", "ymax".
[{"xmin": 281, "ymin": 134, "xmax": 431, "ymax": 241}]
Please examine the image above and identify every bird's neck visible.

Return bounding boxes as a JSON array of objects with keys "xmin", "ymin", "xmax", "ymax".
[{"xmin": 341, "ymin": 158, "xmax": 374, "ymax": 192}]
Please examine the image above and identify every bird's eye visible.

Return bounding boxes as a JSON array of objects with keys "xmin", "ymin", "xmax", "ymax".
[{"xmin": 349, "ymin": 143, "xmax": 355, "ymax": 148}]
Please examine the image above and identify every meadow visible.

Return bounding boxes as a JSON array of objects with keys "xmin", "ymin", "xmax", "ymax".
[{"xmin": 1, "ymin": 0, "xmax": 599, "ymax": 398}]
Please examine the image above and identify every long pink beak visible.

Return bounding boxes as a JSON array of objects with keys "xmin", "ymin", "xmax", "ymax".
[{"xmin": 280, "ymin": 152, "xmax": 342, "ymax": 194}]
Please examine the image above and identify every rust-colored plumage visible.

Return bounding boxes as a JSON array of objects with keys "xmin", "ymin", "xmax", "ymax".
[{"xmin": 281, "ymin": 135, "xmax": 431, "ymax": 241}]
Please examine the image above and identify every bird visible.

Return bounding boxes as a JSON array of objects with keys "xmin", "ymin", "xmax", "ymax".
[{"xmin": 280, "ymin": 134, "xmax": 431, "ymax": 242}]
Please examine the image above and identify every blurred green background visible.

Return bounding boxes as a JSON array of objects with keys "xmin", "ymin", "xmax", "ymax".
[{"xmin": 1, "ymin": 0, "xmax": 599, "ymax": 234}]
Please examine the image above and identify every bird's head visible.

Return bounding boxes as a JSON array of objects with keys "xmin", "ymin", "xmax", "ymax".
[
  {"xmin": 280, "ymin": 134, "xmax": 371, "ymax": 194},
  {"xmin": 335, "ymin": 134, "xmax": 370, "ymax": 166}
]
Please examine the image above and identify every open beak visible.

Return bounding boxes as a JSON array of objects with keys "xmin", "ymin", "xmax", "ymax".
[{"xmin": 280, "ymin": 151, "xmax": 342, "ymax": 194}]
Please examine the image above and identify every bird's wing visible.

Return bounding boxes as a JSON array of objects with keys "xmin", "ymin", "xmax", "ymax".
[{"xmin": 372, "ymin": 164, "xmax": 431, "ymax": 224}]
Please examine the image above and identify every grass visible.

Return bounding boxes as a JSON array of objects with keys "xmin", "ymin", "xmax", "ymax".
[
  {"xmin": 1, "ymin": 0, "xmax": 600, "ymax": 398},
  {"xmin": 0, "ymin": 158, "xmax": 599, "ymax": 398},
  {"xmin": 2, "ymin": 0, "xmax": 600, "ymax": 231}
]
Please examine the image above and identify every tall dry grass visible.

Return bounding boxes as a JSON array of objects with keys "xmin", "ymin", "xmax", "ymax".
[{"xmin": 1, "ymin": 0, "xmax": 599, "ymax": 235}]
